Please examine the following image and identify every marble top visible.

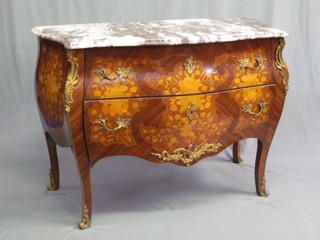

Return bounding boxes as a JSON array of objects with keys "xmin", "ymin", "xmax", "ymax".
[{"xmin": 32, "ymin": 17, "xmax": 288, "ymax": 49}]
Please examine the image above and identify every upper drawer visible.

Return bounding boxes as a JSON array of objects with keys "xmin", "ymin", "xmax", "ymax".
[{"xmin": 84, "ymin": 39, "xmax": 274, "ymax": 99}]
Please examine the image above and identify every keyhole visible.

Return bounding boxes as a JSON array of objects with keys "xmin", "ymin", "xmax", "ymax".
[{"xmin": 187, "ymin": 102, "xmax": 197, "ymax": 121}]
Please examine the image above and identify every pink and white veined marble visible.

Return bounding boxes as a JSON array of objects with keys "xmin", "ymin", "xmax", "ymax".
[{"xmin": 32, "ymin": 17, "xmax": 288, "ymax": 49}]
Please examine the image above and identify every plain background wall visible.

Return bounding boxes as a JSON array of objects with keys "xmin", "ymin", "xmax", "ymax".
[{"xmin": 0, "ymin": 0, "xmax": 319, "ymax": 239}]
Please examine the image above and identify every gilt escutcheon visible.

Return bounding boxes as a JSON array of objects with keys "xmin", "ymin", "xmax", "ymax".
[{"xmin": 184, "ymin": 55, "xmax": 196, "ymax": 76}]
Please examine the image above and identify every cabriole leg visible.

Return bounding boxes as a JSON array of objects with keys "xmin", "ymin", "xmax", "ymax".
[
  {"xmin": 77, "ymin": 164, "xmax": 92, "ymax": 229},
  {"xmin": 45, "ymin": 132, "xmax": 60, "ymax": 191},
  {"xmin": 255, "ymin": 139, "xmax": 270, "ymax": 197},
  {"xmin": 232, "ymin": 142, "xmax": 243, "ymax": 163}
]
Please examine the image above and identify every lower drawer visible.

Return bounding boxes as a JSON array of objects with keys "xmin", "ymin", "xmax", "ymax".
[{"xmin": 84, "ymin": 85, "xmax": 275, "ymax": 166}]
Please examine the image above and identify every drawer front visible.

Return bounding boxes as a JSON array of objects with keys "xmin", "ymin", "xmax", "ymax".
[
  {"xmin": 84, "ymin": 39, "xmax": 274, "ymax": 99},
  {"xmin": 84, "ymin": 85, "xmax": 275, "ymax": 166}
]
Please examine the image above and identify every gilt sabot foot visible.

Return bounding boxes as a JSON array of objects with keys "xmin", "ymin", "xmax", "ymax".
[
  {"xmin": 47, "ymin": 169, "xmax": 59, "ymax": 191},
  {"xmin": 233, "ymin": 142, "xmax": 244, "ymax": 164},
  {"xmin": 79, "ymin": 204, "xmax": 91, "ymax": 229},
  {"xmin": 257, "ymin": 176, "xmax": 269, "ymax": 197}
]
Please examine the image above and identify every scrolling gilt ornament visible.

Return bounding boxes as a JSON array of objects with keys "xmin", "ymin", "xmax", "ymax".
[
  {"xmin": 275, "ymin": 39, "xmax": 289, "ymax": 94},
  {"xmin": 95, "ymin": 67, "xmax": 131, "ymax": 81},
  {"xmin": 65, "ymin": 51, "xmax": 79, "ymax": 113},
  {"xmin": 93, "ymin": 117, "xmax": 131, "ymax": 132},
  {"xmin": 151, "ymin": 142, "xmax": 223, "ymax": 166}
]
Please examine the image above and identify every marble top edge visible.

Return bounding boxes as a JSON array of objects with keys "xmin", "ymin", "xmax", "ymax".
[{"xmin": 32, "ymin": 17, "xmax": 289, "ymax": 49}]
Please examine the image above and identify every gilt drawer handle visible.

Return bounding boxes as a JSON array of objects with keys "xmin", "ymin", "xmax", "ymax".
[
  {"xmin": 242, "ymin": 101, "xmax": 267, "ymax": 116},
  {"xmin": 94, "ymin": 67, "xmax": 131, "ymax": 81},
  {"xmin": 239, "ymin": 55, "xmax": 266, "ymax": 70},
  {"xmin": 93, "ymin": 117, "xmax": 131, "ymax": 131}
]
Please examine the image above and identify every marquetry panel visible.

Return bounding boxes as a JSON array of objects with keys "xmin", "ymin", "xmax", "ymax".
[
  {"xmin": 84, "ymin": 39, "xmax": 273, "ymax": 99},
  {"xmin": 84, "ymin": 85, "xmax": 274, "ymax": 165},
  {"xmin": 36, "ymin": 40, "xmax": 66, "ymax": 128}
]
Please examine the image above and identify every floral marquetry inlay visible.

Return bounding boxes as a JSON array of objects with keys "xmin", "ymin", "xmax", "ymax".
[
  {"xmin": 87, "ymin": 58, "xmax": 147, "ymax": 99},
  {"xmin": 215, "ymin": 48, "xmax": 269, "ymax": 89},
  {"xmin": 140, "ymin": 95, "xmax": 233, "ymax": 153},
  {"xmin": 232, "ymin": 87, "xmax": 273, "ymax": 132},
  {"xmin": 144, "ymin": 60, "xmax": 226, "ymax": 95},
  {"xmin": 36, "ymin": 44, "xmax": 65, "ymax": 128},
  {"xmin": 85, "ymin": 43, "xmax": 273, "ymax": 100},
  {"xmin": 86, "ymin": 99, "xmax": 146, "ymax": 147}
]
